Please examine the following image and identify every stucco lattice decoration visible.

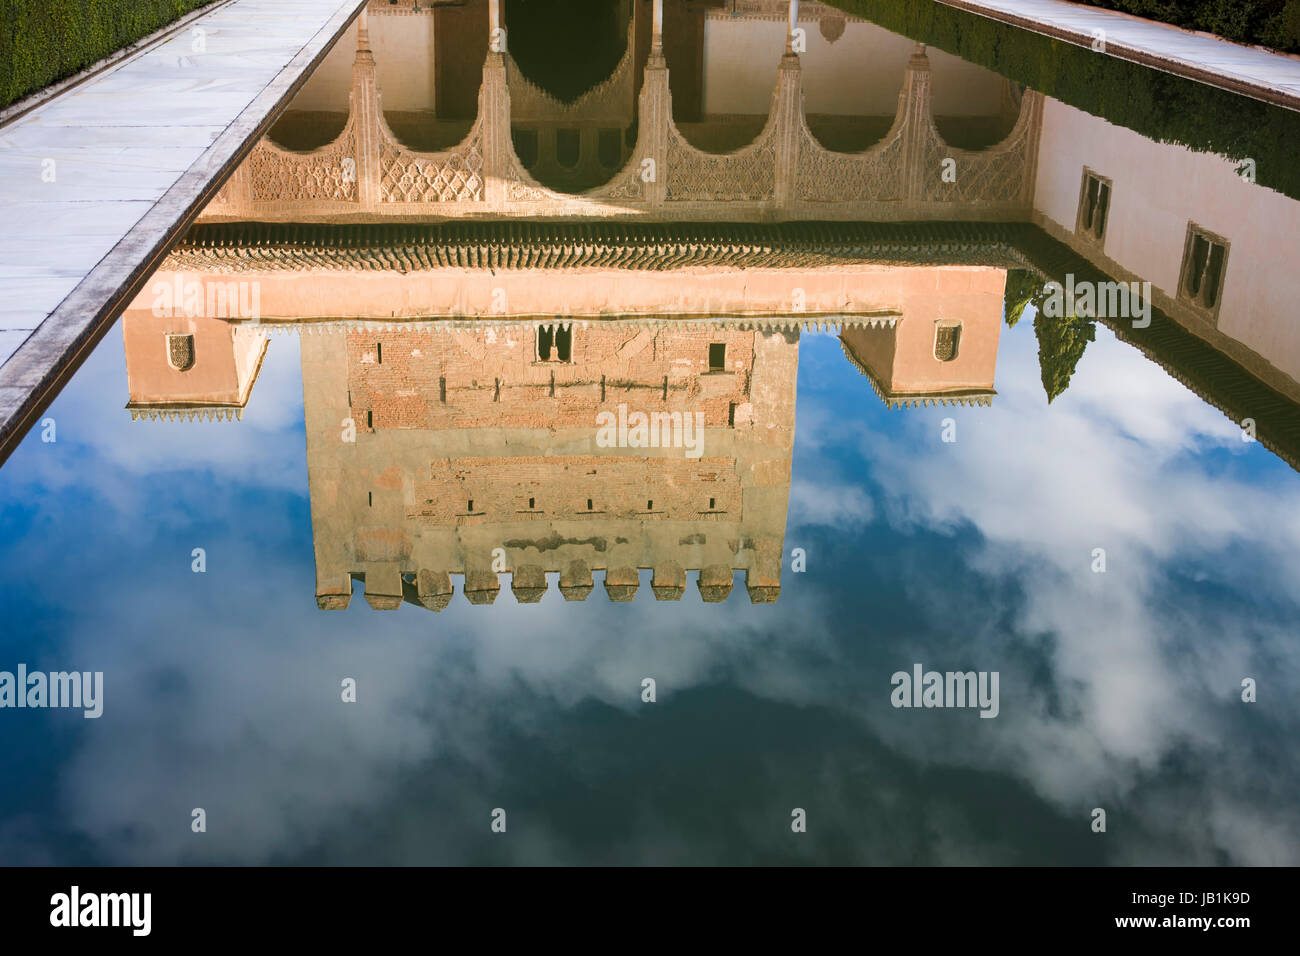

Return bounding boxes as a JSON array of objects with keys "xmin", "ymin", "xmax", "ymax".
[
  {"xmin": 380, "ymin": 130, "xmax": 485, "ymax": 203},
  {"xmin": 796, "ymin": 124, "xmax": 907, "ymax": 202},
  {"xmin": 921, "ymin": 93, "xmax": 1041, "ymax": 204},
  {"xmin": 249, "ymin": 121, "xmax": 358, "ymax": 203},
  {"xmin": 665, "ymin": 123, "xmax": 777, "ymax": 202}
]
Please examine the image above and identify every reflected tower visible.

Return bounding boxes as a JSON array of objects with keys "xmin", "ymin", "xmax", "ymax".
[{"xmin": 302, "ymin": 321, "xmax": 798, "ymax": 608}]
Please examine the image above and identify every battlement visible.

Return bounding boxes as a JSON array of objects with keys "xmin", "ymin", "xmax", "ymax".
[{"xmin": 321, "ymin": 561, "xmax": 782, "ymax": 609}]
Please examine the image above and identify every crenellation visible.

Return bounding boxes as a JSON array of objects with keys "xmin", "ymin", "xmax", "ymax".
[
  {"xmin": 745, "ymin": 550, "xmax": 783, "ymax": 603},
  {"xmin": 559, "ymin": 560, "xmax": 594, "ymax": 601},
  {"xmin": 603, "ymin": 566, "xmax": 640, "ymax": 602},
  {"xmin": 416, "ymin": 569, "xmax": 453, "ymax": 611},
  {"xmin": 652, "ymin": 561, "xmax": 687, "ymax": 601},
  {"xmin": 697, "ymin": 565, "xmax": 735, "ymax": 603},
  {"xmin": 511, "ymin": 564, "xmax": 548, "ymax": 603},
  {"xmin": 463, "ymin": 569, "xmax": 501, "ymax": 605},
  {"xmin": 317, "ymin": 579, "xmax": 352, "ymax": 611},
  {"xmin": 362, "ymin": 562, "xmax": 403, "ymax": 610}
]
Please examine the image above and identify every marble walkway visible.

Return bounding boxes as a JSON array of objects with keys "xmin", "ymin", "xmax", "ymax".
[
  {"xmin": 0, "ymin": 0, "xmax": 366, "ymax": 461},
  {"xmin": 937, "ymin": 0, "xmax": 1300, "ymax": 109}
]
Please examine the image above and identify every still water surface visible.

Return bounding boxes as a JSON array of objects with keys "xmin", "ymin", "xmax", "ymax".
[{"xmin": 0, "ymin": 0, "xmax": 1298, "ymax": 865}]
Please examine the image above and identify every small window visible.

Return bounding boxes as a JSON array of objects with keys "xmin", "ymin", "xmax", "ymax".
[
  {"xmin": 1076, "ymin": 169, "xmax": 1111, "ymax": 243},
  {"xmin": 708, "ymin": 343, "xmax": 726, "ymax": 371},
  {"xmin": 646, "ymin": 499, "xmax": 653, "ymax": 510},
  {"xmin": 528, "ymin": 497, "xmax": 535, "ymax": 509},
  {"xmin": 537, "ymin": 326, "xmax": 572, "ymax": 362},
  {"xmin": 586, "ymin": 498, "xmax": 593, "ymax": 511},
  {"xmin": 1180, "ymin": 223, "xmax": 1229, "ymax": 315},
  {"xmin": 708, "ymin": 497, "xmax": 716, "ymax": 509},
  {"xmin": 166, "ymin": 333, "xmax": 195, "ymax": 372},
  {"xmin": 366, "ymin": 409, "xmax": 373, "ymax": 429},
  {"xmin": 467, "ymin": 499, "xmax": 474, "ymax": 512},
  {"xmin": 934, "ymin": 324, "xmax": 961, "ymax": 362},
  {"xmin": 376, "ymin": 342, "xmax": 382, "ymax": 364}
]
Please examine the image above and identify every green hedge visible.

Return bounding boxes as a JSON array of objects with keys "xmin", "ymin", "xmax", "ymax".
[
  {"xmin": 1073, "ymin": 1, "xmax": 1300, "ymax": 52},
  {"xmin": 0, "ymin": 0, "xmax": 213, "ymax": 109},
  {"xmin": 826, "ymin": 1, "xmax": 1300, "ymax": 201}
]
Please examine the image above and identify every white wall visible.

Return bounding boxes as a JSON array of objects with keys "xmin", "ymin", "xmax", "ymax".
[
  {"xmin": 1034, "ymin": 97, "xmax": 1300, "ymax": 381},
  {"xmin": 701, "ymin": 18, "xmax": 1003, "ymax": 117},
  {"xmin": 289, "ymin": 18, "xmax": 438, "ymax": 113}
]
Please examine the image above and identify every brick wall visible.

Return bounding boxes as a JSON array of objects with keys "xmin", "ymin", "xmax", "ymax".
[
  {"xmin": 411, "ymin": 455, "xmax": 740, "ymax": 525},
  {"xmin": 346, "ymin": 326, "xmax": 756, "ymax": 430}
]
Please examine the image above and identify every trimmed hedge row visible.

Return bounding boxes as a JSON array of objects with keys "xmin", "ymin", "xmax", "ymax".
[
  {"xmin": 826, "ymin": 1, "xmax": 1300, "ymax": 201},
  {"xmin": 1073, "ymin": 0, "xmax": 1300, "ymax": 53},
  {"xmin": 0, "ymin": 1, "xmax": 213, "ymax": 109}
]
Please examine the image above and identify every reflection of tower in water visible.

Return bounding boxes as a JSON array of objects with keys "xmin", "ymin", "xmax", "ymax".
[
  {"xmin": 301, "ymin": 321, "xmax": 799, "ymax": 609},
  {"xmin": 121, "ymin": 229, "xmax": 1019, "ymax": 610}
]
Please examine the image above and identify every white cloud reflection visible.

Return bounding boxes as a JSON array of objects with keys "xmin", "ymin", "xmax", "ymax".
[{"xmin": 0, "ymin": 322, "xmax": 1297, "ymax": 865}]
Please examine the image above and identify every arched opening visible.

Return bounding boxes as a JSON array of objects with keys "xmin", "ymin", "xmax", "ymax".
[
  {"xmin": 804, "ymin": 115, "xmax": 897, "ymax": 153},
  {"xmin": 266, "ymin": 112, "xmax": 349, "ymax": 151},
  {"xmin": 505, "ymin": 0, "xmax": 627, "ymax": 103},
  {"xmin": 268, "ymin": 12, "xmax": 480, "ymax": 155},
  {"xmin": 506, "ymin": 0, "xmax": 634, "ymax": 193},
  {"xmin": 670, "ymin": 9, "xmax": 777, "ymax": 154},
  {"xmin": 799, "ymin": 17, "xmax": 906, "ymax": 154},
  {"xmin": 931, "ymin": 68, "xmax": 1021, "ymax": 150},
  {"xmin": 384, "ymin": 114, "xmax": 477, "ymax": 155}
]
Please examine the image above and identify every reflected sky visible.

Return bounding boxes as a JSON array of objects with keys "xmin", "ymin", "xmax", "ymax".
[{"xmin": 2, "ymin": 310, "xmax": 1296, "ymax": 865}]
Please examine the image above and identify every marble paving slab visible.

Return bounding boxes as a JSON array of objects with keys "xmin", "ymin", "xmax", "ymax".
[{"xmin": 0, "ymin": 0, "xmax": 367, "ymax": 462}]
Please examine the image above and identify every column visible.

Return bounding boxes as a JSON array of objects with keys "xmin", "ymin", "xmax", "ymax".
[
  {"xmin": 480, "ymin": 0, "xmax": 511, "ymax": 208},
  {"xmin": 351, "ymin": 12, "xmax": 381, "ymax": 211},
  {"xmin": 901, "ymin": 43, "xmax": 933, "ymax": 204},
  {"xmin": 772, "ymin": 30, "xmax": 803, "ymax": 208}
]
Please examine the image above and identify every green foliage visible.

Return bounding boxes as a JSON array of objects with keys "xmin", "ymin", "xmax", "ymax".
[
  {"xmin": 1002, "ymin": 269, "xmax": 1046, "ymax": 328},
  {"xmin": 0, "ymin": 1, "xmax": 212, "ymax": 109},
  {"xmin": 1079, "ymin": 0, "xmax": 1300, "ymax": 50},
  {"xmin": 999, "ymin": 268, "xmax": 1095, "ymax": 401},
  {"xmin": 826, "ymin": 1, "xmax": 1300, "ymax": 202},
  {"xmin": 1033, "ymin": 310, "xmax": 1097, "ymax": 403}
]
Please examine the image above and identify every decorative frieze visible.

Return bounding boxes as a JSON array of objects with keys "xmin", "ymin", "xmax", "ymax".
[{"xmin": 202, "ymin": 19, "xmax": 1041, "ymax": 222}]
